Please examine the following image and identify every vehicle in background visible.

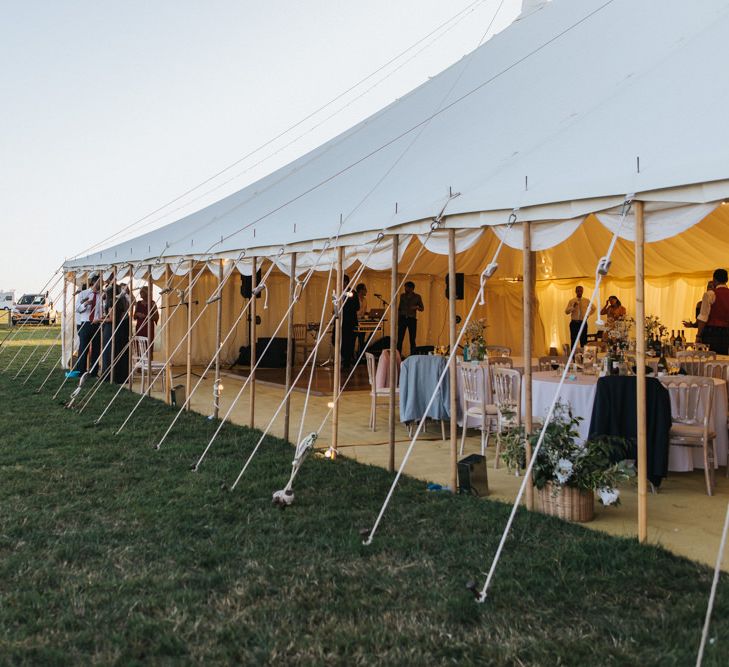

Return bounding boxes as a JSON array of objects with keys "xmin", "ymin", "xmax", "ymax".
[
  {"xmin": 11, "ymin": 293, "xmax": 57, "ymax": 326},
  {"xmin": 0, "ymin": 290, "xmax": 14, "ymax": 310}
]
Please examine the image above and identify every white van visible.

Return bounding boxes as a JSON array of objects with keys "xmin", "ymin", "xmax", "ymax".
[{"xmin": 0, "ymin": 290, "xmax": 14, "ymax": 310}]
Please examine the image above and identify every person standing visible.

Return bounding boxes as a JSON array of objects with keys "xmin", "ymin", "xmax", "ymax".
[
  {"xmin": 683, "ymin": 280, "xmax": 715, "ymax": 329},
  {"xmin": 565, "ymin": 285, "xmax": 593, "ymax": 349},
  {"xmin": 340, "ymin": 275, "xmax": 359, "ymax": 368},
  {"xmin": 355, "ymin": 283, "xmax": 369, "ymax": 355},
  {"xmin": 86, "ymin": 277, "xmax": 104, "ymax": 377},
  {"xmin": 134, "ymin": 286, "xmax": 159, "ymax": 358},
  {"xmin": 696, "ymin": 269, "xmax": 729, "ymax": 354},
  {"xmin": 397, "ymin": 281, "xmax": 424, "ymax": 355},
  {"xmin": 66, "ymin": 274, "xmax": 99, "ymax": 378}
]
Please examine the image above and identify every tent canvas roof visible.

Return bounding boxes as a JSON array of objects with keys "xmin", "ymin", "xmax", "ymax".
[{"xmin": 66, "ymin": 0, "xmax": 729, "ymax": 269}]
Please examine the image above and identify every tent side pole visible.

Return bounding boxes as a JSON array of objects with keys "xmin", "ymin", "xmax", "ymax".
[
  {"xmin": 635, "ymin": 200, "xmax": 648, "ymax": 543},
  {"xmin": 332, "ymin": 246, "xmax": 344, "ymax": 454},
  {"xmin": 249, "ymin": 257, "xmax": 257, "ymax": 428},
  {"xmin": 388, "ymin": 235, "xmax": 398, "ymax": 472},
  {"xmin": 127, "ymin": 265, "xmax": 134, "ymax": 390},
  {"xmin": 448, "ymin": 229, "xmax": 458, "ymax": 494},
  {"xmin": 213, "ymin": 259, "xmax": 224, "ymax": 420},
  {"xmin": 185, "ymin": 265, "xmax": 192, "ymax": 410},
  {"xmin": 523, "ymin": 222, "xmax": 534, "ymax": 510},
  {"xmin": 111, "ymin": 267, "xmax": 117, "ymax": 383},
  {"xmin": 284, "ymin": 253, "xmax": 297, "ymax": 442},
  {"xmin": 164, "ymin": 266, "xmax": 172, "ymax": 404},
  {"xmin": 146, "ymin": 264, "xmax": 153, "ymax": 391},
  {"xmin": 62, "ymin": 274, "xmax": 68, "ymax": 369}
]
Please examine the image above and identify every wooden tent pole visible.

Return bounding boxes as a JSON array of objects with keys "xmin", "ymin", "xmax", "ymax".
[
  {"xmin": 635, "ymin": 200, "xmax": 648, "ymax": 543},
  {"xmin": 127, "ymin": 265, "xmax": 134, "ymax": 391},
  {"xmin": 388, "ymin": 235, "xmax": 399, "ymax": 472},
  {"xmin": 98, "ymin": 272, "xmax": 105, "ymax": 378},
  {"xmin": 185, "ymin": 265, "xmax": 192, "ymax": 410},
  {"xmin": 284, "ymin": 253, "xmax": 297, "ymax": 442},
  {"xmin": 448, "ymin": 229, "xmax": 458, "ymax": 494},
  {"xmin": 62, "ymin": 274, "xmax": 69, "ymax": 369},
  {"xmin": 111, "ymin": 267, "xmax": 117, "ymax": 383},
  {"xmin": 523, "ymin": 222, "xmax": 534, "ymax": 510},
  {"xmin": 164, "ymin": 265, "xmax": 172, "ymax": 404},
  {"xmin": 213, "ymin": 259, "xmax": 224, "ymax": 420},
  {"xmin": 147, "ymin": 264, "xmax": 153, "ymax": 393},
  {"xmin": 249, "ymin": 257, "xmax": 257, "ymax": 428},
  {"xmin": 332, "ymin": 246, "xmax": 344, "ymax": 454}
]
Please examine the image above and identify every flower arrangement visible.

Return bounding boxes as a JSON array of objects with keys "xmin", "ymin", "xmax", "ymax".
[
  {"xmin": 644, "ymin": 314, "xmax": 667, "ymax": 340},
  {"xmin": 463, "ymin": 317, "xmax": 487, "ymax": 344},
  {"xmin": 499, "ymin": 402, "xmax": 634, "ymax": 512},
  {"xmin": 605, "ymin": 316, "xmax": 635, "ymax": 351},
  {"xmin": 462, "ymin": 317, "xmax": 487, "ymax": 360}
]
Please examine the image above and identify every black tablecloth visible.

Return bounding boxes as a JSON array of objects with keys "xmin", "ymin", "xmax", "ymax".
[{"xmin": 588, "ymin": 376, "xmax": 672, "ymax": 487}]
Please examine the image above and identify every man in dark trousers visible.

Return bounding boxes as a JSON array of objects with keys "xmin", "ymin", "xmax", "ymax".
[
  {"xmin": 397, "ymin": 281, "xmax": 424, "ymax": 356},
  {"xmin": 697, "ymin": 268, "xmax": 729, "ymax": 354},
  {"xmin": 340, "ymin": 275, "xmax": 360, "ymax": 369}
]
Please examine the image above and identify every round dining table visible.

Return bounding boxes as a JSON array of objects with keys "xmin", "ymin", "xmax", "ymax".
[{"xmin": 525, "ymin": 371, "xmax": 728, "ymax": 471}]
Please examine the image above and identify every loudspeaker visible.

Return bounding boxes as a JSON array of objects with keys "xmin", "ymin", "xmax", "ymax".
[
  {"xmin": 458, "ymin": 454, "xmax": 489, "ymax": 496},
  {"xmin": 256, "ymin": 337, "xmax": 289, "ymax": 368},
  {"xmin": 445, "ymin": 272, "xmax": 464, "ymax": 300},
  {"xmin": 241, "ymin": 270, "xmax": 263, "ymax": 299}
]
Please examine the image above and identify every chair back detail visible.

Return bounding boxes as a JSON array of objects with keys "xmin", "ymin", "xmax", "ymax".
[
  {"xmin": 537, "ymin": 355, "xmax": 566, "ymax": 371},
  {"xmin": 488, "ymin": 356, "xmax": 513, "ymax": 368},
  {"xmin": 365, "ymin": 352, "xmax": 377, "ymax": 391},
  {"xmin": 485, "ymin": 345, "xmax": 511, "ymax": 356},
  {"xmin": 492, "ymin": 367, "xmax": 521, "ymax": 429},
  {"xmin": 131, "ymin": 336, "xmax": 149, "ymax": 367},
  {"xmin": 661, "ymin": 376, "xmax": 714, "ymax": 429},
  {"xmin": 677, "ymin": 350, "xmax": 717, "ymax": 375}
]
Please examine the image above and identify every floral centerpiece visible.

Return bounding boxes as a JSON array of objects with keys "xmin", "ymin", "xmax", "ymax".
[
  {"xmin": 462, "ymin": 317, "xmax": 487, "ymax": 360},
  {"xmin": 604, "ymin": 316, "xmax": 634, "ymax": 353},
  {"xmin": 499, "ymin": 402, "xmax": 634, "ymax": 522},
  {"xmin": 644, "ymin": 314, "xmax": 667, "ymax": 340}
]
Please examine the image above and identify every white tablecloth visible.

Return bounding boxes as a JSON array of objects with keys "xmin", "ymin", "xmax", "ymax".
[
  {"xmin": 525, "ymin": 371, "xmax": 728, "ymax": 472},
  {"xmin": 526, "ymin": 371, "xmax": 599, "ymax": 441}
]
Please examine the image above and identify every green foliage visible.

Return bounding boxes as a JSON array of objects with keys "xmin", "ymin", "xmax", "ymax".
[{"xmin": 499, "ymin": 403, "xmax": 635, "ymax": 503}]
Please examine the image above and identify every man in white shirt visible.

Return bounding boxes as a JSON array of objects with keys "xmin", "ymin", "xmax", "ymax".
[
  {"xmin": 66, "ymin": 274, "xmax": 101, "ymax": 378},
  {"xmin": 564, "ymin": 285, "xmax": 594, "ymax": 350}
]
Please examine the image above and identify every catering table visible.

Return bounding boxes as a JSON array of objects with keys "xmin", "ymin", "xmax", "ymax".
[
  {"xmin": 399, "ymin": 355, "xmax": 450, "ymax": 423},
  {"xmin": 525, "ymin": 371, "xmax": 728, "ymax": 471}
]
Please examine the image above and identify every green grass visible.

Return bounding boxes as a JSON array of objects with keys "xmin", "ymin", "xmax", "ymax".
[{"xmin": 1, "ymin": 341, "xmax": 729, "ymax": 665}]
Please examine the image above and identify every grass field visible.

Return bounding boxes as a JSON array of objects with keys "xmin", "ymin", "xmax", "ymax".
[{"xmin": 1, "ymin": 334, "xmax": 729, "ymax": 665}]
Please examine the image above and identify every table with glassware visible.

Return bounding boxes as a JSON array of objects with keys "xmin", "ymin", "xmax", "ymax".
[{"xmin": 525, "ymin": 370, "xmax": 728, "ymax": 471}]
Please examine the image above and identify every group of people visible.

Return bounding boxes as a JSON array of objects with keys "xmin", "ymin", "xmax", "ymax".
[
  {"xmin": 564, "ymin": 268, "xmax": 729, "ymax": 355},
  {"xmin": 565, "ymin": 285, "xmax": 626, "ymax": 349},
  {"xmin": 339, "ymin": 278, "xmax": 424, "ymax": 368},
  {"xmin": 68, "ymin": 273, "xmax": 158, "ymax": 383}
]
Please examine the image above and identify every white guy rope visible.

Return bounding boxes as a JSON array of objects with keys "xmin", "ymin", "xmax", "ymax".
[
  {"xmin": 222, "ymin": 234, "xmax": 386, "ymax": 485},
  {"xmin": 362, "ymin": 213, "xmax": 517, "ymax": 546},
  {"xmin": 155, "ymin": 244, "xmax": 328, "ymax": 451},
  {"xmin": 67, "ymin": 0, "xmax": 491, "ymax": 260},
  {"xmin": 108, "ymin": 254, "xmax": 259, "ymax": 432},
  {"xmin": 295, "ymin": 261, "xmax": 335, "ymax": 448},
  {"xmin": 71, "ymin": 260, "xmax": 187, "ymax": 409},
  {"xmin": 696, "ymin": 501, "xmax": 729, "ymax": 667},
  {"xmin": 474, "ymin": 195, "xmax": 634, "ymax": 603}
]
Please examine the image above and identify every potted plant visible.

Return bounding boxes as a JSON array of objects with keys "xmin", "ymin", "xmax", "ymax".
[{"xmin": 499, "ymin": 402, "xmax": 634, "ymax": 522}]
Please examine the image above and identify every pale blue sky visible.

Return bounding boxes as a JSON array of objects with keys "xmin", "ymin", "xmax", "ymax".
[{"xmin": 1, "ymin": 0, "xmax": 520, "ymax": 296}]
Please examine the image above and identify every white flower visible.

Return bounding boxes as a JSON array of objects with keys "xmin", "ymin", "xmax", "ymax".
[
  {"xmin": 554, "ymin": 458, "xmax": 574, "ymax": 484},
  {"xmin": 598, "ymin": 487, "xmax": 620, "ymax": 506}
]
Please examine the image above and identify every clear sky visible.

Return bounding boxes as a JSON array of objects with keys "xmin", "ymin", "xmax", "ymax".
[{"xmin": 1, "ymin": 0, "xmax": 521, "ymax": 297}]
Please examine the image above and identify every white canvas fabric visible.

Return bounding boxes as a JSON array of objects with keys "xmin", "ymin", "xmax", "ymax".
[{"xmin": 64, "ymin": 0, "xmax": 729, "ymax": 270}]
